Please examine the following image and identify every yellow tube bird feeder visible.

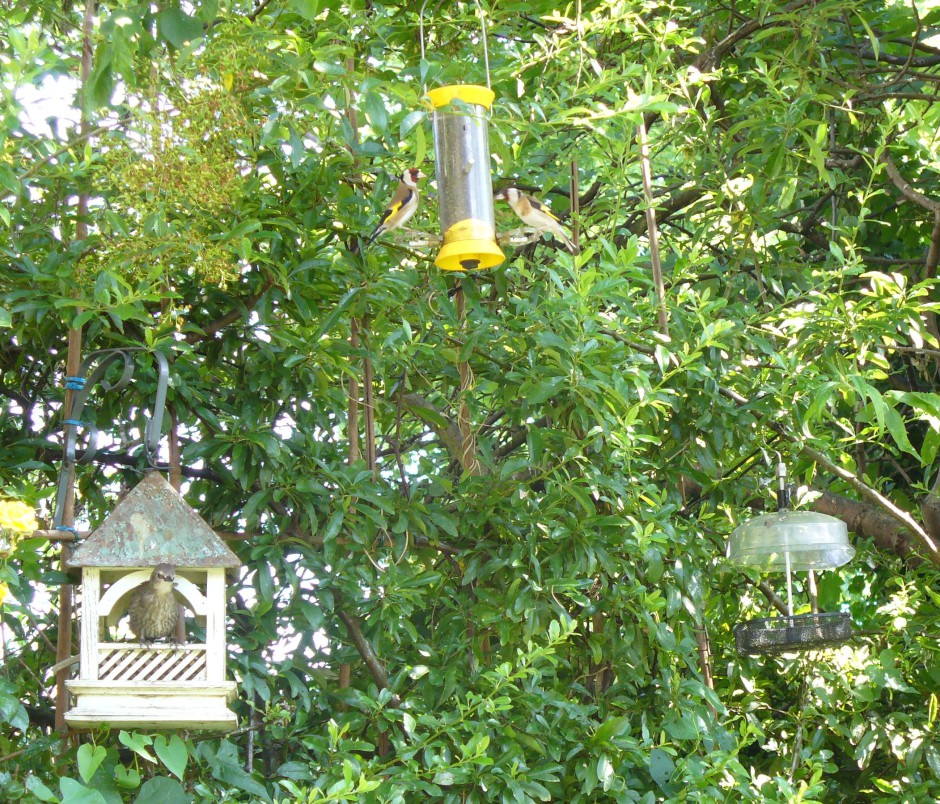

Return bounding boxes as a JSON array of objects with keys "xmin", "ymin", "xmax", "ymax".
[{"xmin": 420, "ymin": 3, "xmax": 504, "ymax": 271}]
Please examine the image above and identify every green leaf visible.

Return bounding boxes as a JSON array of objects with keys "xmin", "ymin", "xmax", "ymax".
[
  {"xmin": 596, "ymin": 754, "xmax": 614, "ymax": 792},
  {"xmin": 0, "ymin": 692, "xmax": 28, "ymax": 731},
  {"xmin": 415, "ymin": 123, "xmax": 427, "ymax": 166},
  {"xmin": 313, "ymin": 60, "xmax": 346, "ymax": 76},
  {"xmin": 289, "ymin": 0, "xmax": 320, "ymax": 22},
  {"xmin": 76, "ymin": 744, "xmax": 107, "ymax": 784},
  {"xmin": 663, "ymin": 712, "xmax": 699, "ymax": 740},
  {"xmin": 0, "ymin": 164, "xmax": 20, "ymax": 196},
  {"xmin": 276, "ymin": 761, "xmax": 314, "ymax": 781},
  {"xmin": 322, "ymin": 509, "xmax": 344, "ymax": 542},
  {"xmin": 59, "ymin": 778, "xmax": 107, "ymax": 804},
  {"xmin": 227, "ymin": 219, "xmax": 262, "ymax": 239},
  {"xmin": 593, "ymin": 715, "xmax": 631, "ymax": 745},
  {"xmin": 153, "ymin": 735, "xmax": 188, "ymax": 782},
  {"xmin": 884, "ymin": 406, "xmax": 919, "ymax": 458},
  {"xmin": 86, "ymin": 47, "xmax": 114, "ymax": 109},
  {"xmin": 399, "ymin": 110, "xmax": 426, "ymax": 140},
  {"xmin": 212, "ymin": 758, "xmax": 270, "ymax": 801},
  {"xmin": 363, "ymin": 92, "xmax": 388, "ymax": 134},
  {"xmin": 114, "ymin": 765, "xmax": 141, "ymax": 790},
  {"xmin": 855, "ymin": 9, "xmax": 879, "ymax": 60},
  {"xmin": 526, "ymin": 376, "xmax": 565, "ymax": 405},
  {"xmin": 157, "ymin": 9, "xmax": 204, "ymax": 49},
  {"xmin": 118, "ymin": 731, "xmax": 156, "ymax": 763},
  {"xmin": 134, "ymin": 777, "xmax": 192, "ymax": 804},
  {"xmin": 311, "ymin": 288, "xmax": 361, "ymax": 342},
  {"xmin": 649, "ymin": 748, "xmax": 675, "ymax": 790},
  {"xmin": 25, "ymin": 775, "xmax": 58, "ymax": 802}
]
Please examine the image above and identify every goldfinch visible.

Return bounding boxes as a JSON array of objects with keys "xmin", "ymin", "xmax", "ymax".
[
  {"xmin": 495, "ymin": 187, "xmax": 578, "ymax": 253},
  {"xmin": 365, "ymin": 168, "xmax": 426, "ymax": 246},
  {"xmin": 496, "ymin": 187, "xmax": 578, "ymax": 254}
]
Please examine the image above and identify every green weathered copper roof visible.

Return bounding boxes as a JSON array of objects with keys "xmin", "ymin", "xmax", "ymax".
[{"xmin": 65, "ymin": 471, "xmax": 242, "ymax": 569}]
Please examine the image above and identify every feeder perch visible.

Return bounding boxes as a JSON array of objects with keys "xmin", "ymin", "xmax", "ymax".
[
  {"xmin": 426, "ymin": 85, "xmax": 505, "ymax": 271},
  {"xmin": 726, "ymin": 459, "xmax": 855, "ymax": 656},
  {"xmin": 64, "ymin": 471, "xmax": 241, "ymax": 731}
]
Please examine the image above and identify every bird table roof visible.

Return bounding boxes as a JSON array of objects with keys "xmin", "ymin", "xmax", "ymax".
[{"xmin": 65, "ymin": 471, "xmax": 242, "ymax": 569}]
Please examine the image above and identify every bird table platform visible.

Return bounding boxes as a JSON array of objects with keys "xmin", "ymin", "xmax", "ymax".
[{"xmin": 63, "ymin": 472, "xmax": 241, "ymax": 731}]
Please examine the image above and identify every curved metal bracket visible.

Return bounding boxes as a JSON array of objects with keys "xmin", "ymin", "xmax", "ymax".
[{"xmin": 53, "ymin": 349, "xmax": 170, "ymax": 531}]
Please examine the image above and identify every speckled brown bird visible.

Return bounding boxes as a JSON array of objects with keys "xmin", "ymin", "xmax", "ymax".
[{"xmin": 127, "ymin": 563, "xmax": 184, "ymax": 643}]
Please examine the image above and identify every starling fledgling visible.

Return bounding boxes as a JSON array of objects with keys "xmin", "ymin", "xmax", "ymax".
[{"xmin": 127, "ymin": 563, "xmax": 184, "ymax": 643}]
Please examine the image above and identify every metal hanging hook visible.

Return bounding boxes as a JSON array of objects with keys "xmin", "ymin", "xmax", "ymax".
[
  {"xmin": 419, "ymin": 0, "xmax": 492, "ymax": 91},
  {"xmin": 53, "ymin": 349, "xmax": 170, "ymax": 534}
]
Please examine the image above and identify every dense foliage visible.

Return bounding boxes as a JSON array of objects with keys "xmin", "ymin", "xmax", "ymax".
[{"xmin": 1, "ymin": 0, "xmax": 939, "ymax": 801}]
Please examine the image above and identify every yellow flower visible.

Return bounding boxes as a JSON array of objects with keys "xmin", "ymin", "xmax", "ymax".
[
  {"xmin": 0, "ymin": 582, "xmax": 7, "ymax": 605},
  {"xmin": 0, "ymin": 500, "xmax": 38, "ymax": 533}
]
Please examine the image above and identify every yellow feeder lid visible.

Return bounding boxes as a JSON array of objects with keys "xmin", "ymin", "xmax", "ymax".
[
  {"xmin": 425, "ymin": 84, "xmax": 495, "ymax": 111},
  {"xmin": 435, "ymin": 218, "xmax": 505, "ymax": 271}
]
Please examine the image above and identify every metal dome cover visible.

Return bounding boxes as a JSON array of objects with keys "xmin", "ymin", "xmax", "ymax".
[{"xmin": 727, "ymin": 510, "xmax": 854, "ymax": 571}]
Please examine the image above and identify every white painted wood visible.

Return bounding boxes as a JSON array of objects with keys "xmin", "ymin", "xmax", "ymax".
[
  {"xmin": 98, "ymin": 645, "xmax": 207, "ymax": 683},
  {"xmin": 67, "ymin": 680, "xmax": 236, "ymax": 697},
  {"xmin": 205, "ymin": 569, "xmax": 224, "ymax": 679},
  {"xmin": 79, "ymin": 569, "xmax": 100, "ymax": 681},
  {"xmin": 98, "ymin": 643, "xmax": 206, "ymax": 654},
  {"xmin": 64, "ymin": 680, "xmax": 238, "ymax": 731},
  {"xmin": 70, "ymin": 564, "xmax": 238, "ymax": 731}
]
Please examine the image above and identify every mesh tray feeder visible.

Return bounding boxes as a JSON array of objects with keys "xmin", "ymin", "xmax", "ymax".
[
  {"xmin": 726, "ymin": 461, "xmax": 856, "ymax": 656},
  {"xmin": 734, "ymin": 612, "xmax": 853, "ymax": 656}
]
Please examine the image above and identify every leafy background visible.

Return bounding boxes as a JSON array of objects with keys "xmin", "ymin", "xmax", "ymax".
[{"xmin": 1, "ymin": 0, "xmax": 939, "ymax": 801}]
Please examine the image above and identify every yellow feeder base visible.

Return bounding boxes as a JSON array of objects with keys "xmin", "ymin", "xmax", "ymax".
[
  {"xmin": 435, "ymin": 218, "xmax": 505, "ymax": 271},
  {"xmin": 435, "ymin": 239, "xmax": 505, "ymax": 271}
]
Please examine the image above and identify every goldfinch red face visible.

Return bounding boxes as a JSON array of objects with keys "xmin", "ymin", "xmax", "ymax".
[{"xmin": 403, "ymin": 168, "xmax": 426, "ymax": 187}]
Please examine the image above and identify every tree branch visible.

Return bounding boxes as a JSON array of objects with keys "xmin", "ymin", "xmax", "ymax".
[
  {"xmin": 33, "ymin": 445, "xmax": 221, "ymax": 481},
  {"xmin": 695, "ymin": 0, "xmax": 817, "ymax": 69},
  {"xmin": 335, "ymin": 597, "xmax": 399, "ymax": 705},
  {"xmin": 812, "ymin": 490, "xmax": 918, "ymax": 562},
  {"xmin": 795, "ymin": 439, "xmax": 937, "ymax": 562},
  {"xmin": 881, "ymin": 153, "xmax": 940, "ymax": 214},
  {"xmin": 753, "ymin": 578, "xmax": 789, "ymax": 616},
  {"xmin": 184, "ymin": 276, "xmax": 276, "ymax": 343},
  {"xmin": 398, "ymin": 392, "xmax": 487, "ymax": 475}
]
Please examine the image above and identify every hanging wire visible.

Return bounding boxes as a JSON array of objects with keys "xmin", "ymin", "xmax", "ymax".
[
  {"xmin": 419, "ymin": 0, "xmax": 492, "ymax": 91},
  {"xmin": 784, "ymin": 549, "xmax": 794, "ymax": 619},
  {"xmin": 774, "ymin": 450, "xmax": 789, "ymax": 511},
  {"xmin": 771, "ymin": 450, "xmax": 796, "ymax": 618}
]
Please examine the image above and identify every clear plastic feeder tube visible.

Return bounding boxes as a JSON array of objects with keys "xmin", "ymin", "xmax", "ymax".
[{"xmin": 426, "ymin": 85, "xmax": 505, "ymax": 271}]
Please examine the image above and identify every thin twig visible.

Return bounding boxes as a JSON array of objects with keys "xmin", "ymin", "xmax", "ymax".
[{"xmin": 637, "ymin": 118, "xmax": 668, "ymax": 337}]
